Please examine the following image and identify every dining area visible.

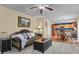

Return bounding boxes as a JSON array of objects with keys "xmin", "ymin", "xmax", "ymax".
[{"xmin": 52, "ymin": 22, "xmax": 77, "ymax": 43}]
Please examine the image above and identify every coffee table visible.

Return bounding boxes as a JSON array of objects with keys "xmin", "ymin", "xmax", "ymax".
[{"xmin": 33, "ymin": 38, "xmax": 52, "ymax": 53}]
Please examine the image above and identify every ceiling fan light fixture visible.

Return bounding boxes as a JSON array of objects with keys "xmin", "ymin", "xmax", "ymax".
[
  {"xmin": 30, "ymin": 4, "xmax": 53, "ymax": 14},
  {"xmin": 38, "ymin": 5, "xmax": 45, "ymax": 9}
]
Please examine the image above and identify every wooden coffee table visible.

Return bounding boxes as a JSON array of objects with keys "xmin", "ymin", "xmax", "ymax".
[{"xmin": 34, "ymin": 38, "xmax": 52, "ymax": 53}]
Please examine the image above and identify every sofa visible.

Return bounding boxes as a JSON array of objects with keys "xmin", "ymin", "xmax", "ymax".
[{"xmin": 11, "ymin": 29, "xmax": 35, "ymax": 51}]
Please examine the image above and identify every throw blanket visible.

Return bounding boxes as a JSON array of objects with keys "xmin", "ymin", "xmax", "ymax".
[{"xmin": 11, "ymin": 34, "xmax": 28, "ymax": 49}]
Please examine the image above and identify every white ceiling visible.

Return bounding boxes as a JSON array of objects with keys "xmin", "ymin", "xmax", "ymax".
[{"xmin": 1, "ymin": 4, "xmax": 79, "ymax": 22}]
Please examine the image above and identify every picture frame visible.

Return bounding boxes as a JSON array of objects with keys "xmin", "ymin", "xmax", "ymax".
[{"xmin": 18, "ymin": 16, "xmax": 30, "ymax": 27}]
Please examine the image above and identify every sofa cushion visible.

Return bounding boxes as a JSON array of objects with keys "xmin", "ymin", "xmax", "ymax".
[
  {"xmin": 27, "ymin": 33, "xmax": 32, "ymax": 39},
  {"xmin": 30, "ymin": 32, "xmax": 35, "ymax": 37},
  {"xmin": 22, "ymin": 33, "xmax": 28, "ymax": 39}
]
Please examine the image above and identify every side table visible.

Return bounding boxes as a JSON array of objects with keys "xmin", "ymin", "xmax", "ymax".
[{"xmin": 0, "ymin": 38, "xmax": 11, "ymax": 54}]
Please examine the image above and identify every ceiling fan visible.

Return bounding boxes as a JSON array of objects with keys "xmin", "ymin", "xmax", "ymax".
[{"xmin": 30, "ymin": 4, "xmax": 53, "ymax": 14}]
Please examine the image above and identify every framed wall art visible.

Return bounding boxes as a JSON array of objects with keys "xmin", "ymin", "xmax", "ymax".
[{"xmin": 18, "ymin": 16, "xmax": 30, "ymax": 27}]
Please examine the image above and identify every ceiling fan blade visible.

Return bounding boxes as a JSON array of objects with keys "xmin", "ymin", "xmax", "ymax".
[
  {"xmin": 45, "ymin": 7, "xmax": 53, "ymax": 11},
  {"xmin": 40, "ymin": 9, "xmax": 43, "ymax": 14},
  {"xmin": 30, "ymin": 7, "xmax": 37, "ymax": 9}
]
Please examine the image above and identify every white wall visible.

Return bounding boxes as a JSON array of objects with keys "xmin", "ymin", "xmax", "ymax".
[
  {"xmin": 77, "ymin": 18, "xmax": 79, "ymax": 41},
  {"xmin": 31, "ymin": 16, "xmax": 49, "ymax": 38},
  {"xmin": 47, "ymin": 20, "xmax": 52, "ymax": 38},
  {"xmin": 0, "ymin": 6, "xmax": 33, "ymax": 37}
]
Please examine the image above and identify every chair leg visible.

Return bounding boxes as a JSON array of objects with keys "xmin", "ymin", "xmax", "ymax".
[{"xmin": 19, "ymin": 49, "xmax": 21, "ymax": 52}]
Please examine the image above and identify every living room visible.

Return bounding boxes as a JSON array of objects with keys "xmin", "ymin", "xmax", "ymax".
[
  {"xmin": 0, "ymin": 4, "xmax": 51, "ymax": 54},
  {"xmin": 0, "ymin": 4, "xmax": 79, "ymax": 54}
]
